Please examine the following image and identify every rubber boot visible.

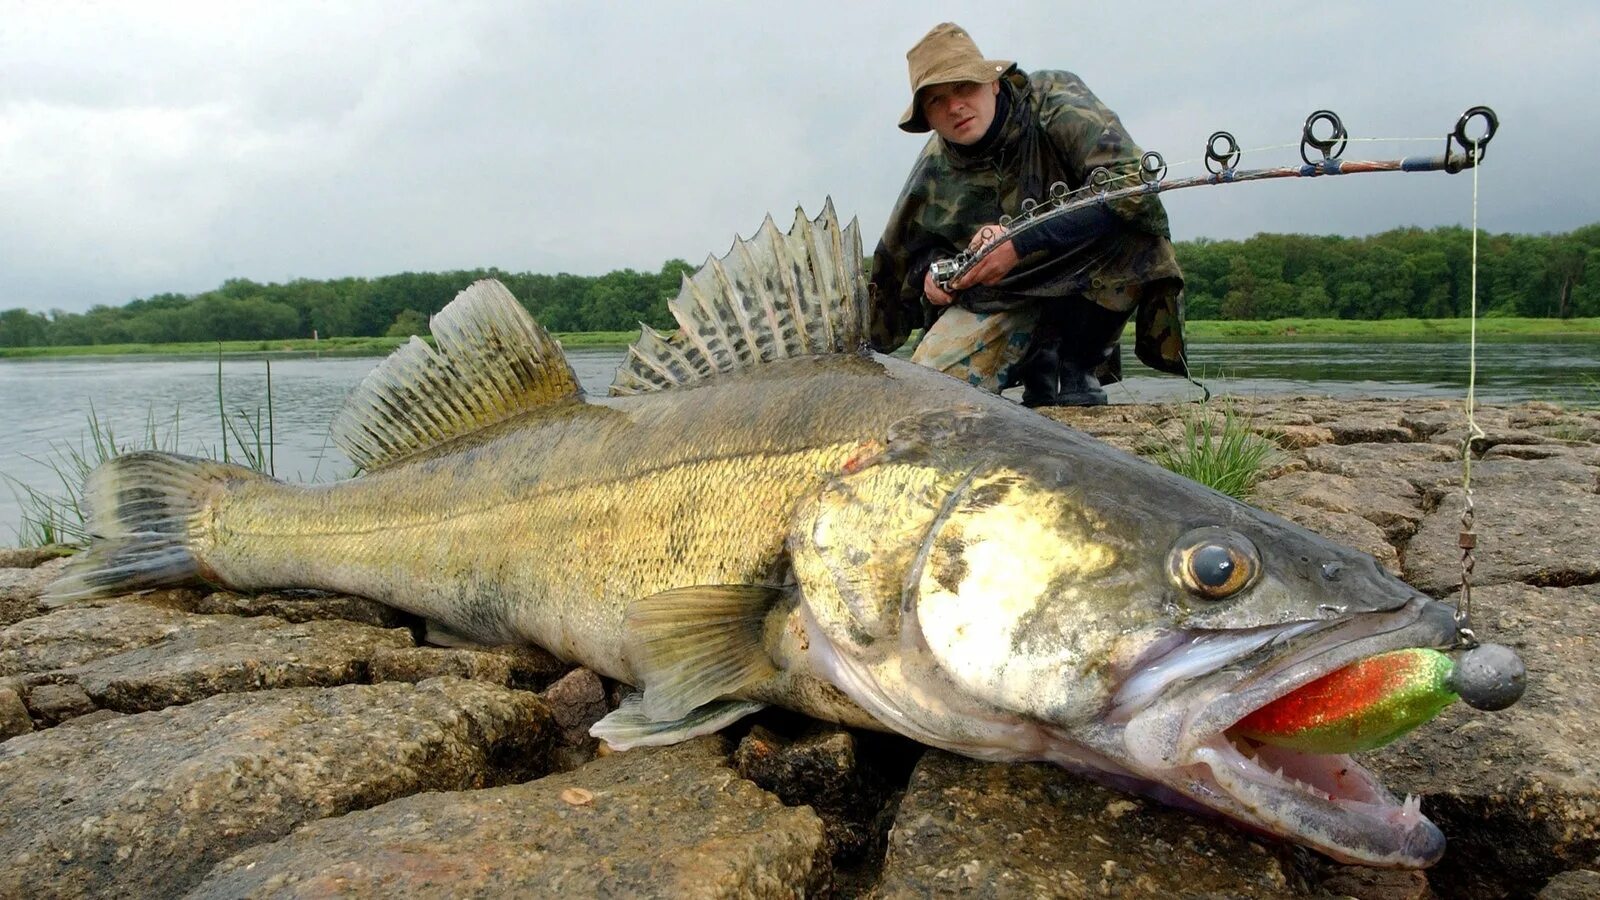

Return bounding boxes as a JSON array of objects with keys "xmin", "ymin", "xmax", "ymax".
[
  {"xmin": 1019, "ymin": 342, "xmax": 1062, "ymax": 408},
  {"xmin": 1050, "ymin": 301, "xmax": 1133, "ymax": 407}
]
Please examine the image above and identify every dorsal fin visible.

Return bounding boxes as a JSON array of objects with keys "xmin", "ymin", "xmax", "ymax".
[
  {"xmin": 608, "ymin": 198, "xmax": 870, "ymax": 395},
  {"xmin": 331, "ymin": 279, "xmax": 580, "ymax": 470}
]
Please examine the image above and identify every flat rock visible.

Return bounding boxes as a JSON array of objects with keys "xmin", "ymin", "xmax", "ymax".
[
  {"xmin": 185, "ymin": 589, "xmax": 412, "ymax": 628},
  {"xmin": 0, "ymin": 685, "xmax": 30, "ymax": 739},
  {"xmin": 1539, "ymin": 869, "xmax": 1600, "ymax": 899},
  {"xmin": 3, "ymin": 605, "xmax": 413, "ymax": 719},
  {"xmin": 1402, "ymin": 457, "xmax": 1600, "ymax": 595},
  {"xmin": 539, "ymin": 666, "xmax": 609, "ymax": 770},
  {"xmin": 1302, "ymin": 442, "xmax": 1460, "ymax": 480},
  {"xmin": 1260, "ymin": 501, "xmax": 1400, "ymax": 572},
  {"xmin": 373, "ymin": 643, "xmax": 567, "ymax": 691},
  {"xmin": 1254, "ymin": 470, "xmax": 1423, "ymax": 542},
  {"xmin": 1371, "ymin": 583, "xmax": 1600, "ymax": 899},
  {"xmin": 0, "ymin": 545, "xmax": 74, "ymax": 568},
  {"xmin": 0, "ymin": 556, "xmax": 70, "ymax": 627},
  {"xmin": 187, "ymin": 736, "xmax": 829, "ymax": 900},
  {"xmin": 875, "ymin": 750, "xmax": 1306, "ymax": 899},
  {"xmin": 0, "ymin": 678, "xmax": 552, "ymax": 900}
]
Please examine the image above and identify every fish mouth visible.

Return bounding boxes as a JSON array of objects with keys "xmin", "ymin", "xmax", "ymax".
[{"xmin": 1104, "ymin": 597, "xmax": 1460, "ymax": 868}]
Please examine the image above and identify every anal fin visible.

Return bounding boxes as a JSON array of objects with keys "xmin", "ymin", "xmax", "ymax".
[
  {"xmin": 591, "ymin": 694, "xmax": 766, "ymax": 751},
  {"xmin": 624, "ymin": 584, "xmax": 782, "ymax": 722}
]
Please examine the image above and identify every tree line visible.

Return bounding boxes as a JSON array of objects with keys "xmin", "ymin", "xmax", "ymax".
[{"xmin": 2, "ymin": 224, "xmax": 1597, "ymax": 348}]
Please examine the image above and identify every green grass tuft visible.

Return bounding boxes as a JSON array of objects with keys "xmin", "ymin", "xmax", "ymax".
[{"xmin": 1142, "ymin": 402, "xmax": 1282, "ymax": 500}]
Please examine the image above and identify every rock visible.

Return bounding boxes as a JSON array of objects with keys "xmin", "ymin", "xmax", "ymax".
[
  {"xmin": 0, "ymin": 678, "xmax": 551, "ymax": 900},
  {"xmin": 0, "ymin": 556, "xmax": 70, "ymax": 627},
  {"xmin": 187, "ymin": 736, "xmax": 829, "ymax": 900},
  {"xmin": 1261, "ymin": 501, "xmax": 1400, "ymax": 572},
  {"xmin": 54, "ymin": 708, "xmax": 124, "ymax": 729},
  {"xmin": 1402, "ymin": 458, "xmax": 1600, "ymax": 595},
  {"xmin": 22, "ymin": 681, "xmax": 95, "ymax": 725},
  {"xmin": 1254, "ymin": 470, "xmax": 1423, "ymax": 542},
  {"xmin": 186, "ymin": 589, "xmax": 412, "ymax": 628},
  {"xmin": 1325, "ymin": 417, "xmax": 1416, "ymax": 445},
  {"xmin": 1371, "ymin": 583, "xmax": 1600, "ymax": 899},
  {"xmin": 1302, "ymin": 442, "xmax": 1459, "ymax": 480},
  {"xmin": 0, "ymin": 545, "xmax": 74, "ymax": 568},
  {"xmin": 1539, "ymin": 869, "xmax": 1600, "ymax": 899},
  {"xmin": 0, "ymin": 685, "xmax": 30, "ymax": 739},
  {"xmin": 3, "ymin": 605, "xmax": 413, "ymax": 717},
  {"xmin": 373, "ymin": 643, "xmax": 567, "ymax": 691},
  {"xmin": 539, "ymin": 666, "xmax": 609, "ymax": 770},
  {"xmin": 875, "ymin": 750, "xmax": 1306, "ymax": 898},
  {"xmin": 734, "ymin": 724, "xmax": 902, "ymax": 876},
  {"xmin": 1271, "ymin": 424, "xmax": 1337, "ymax": 450}
]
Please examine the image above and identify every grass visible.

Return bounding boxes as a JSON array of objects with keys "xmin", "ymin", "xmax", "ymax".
[
  {"xmin": 1141, "ymin": 401, "xmax": 1283, "ymax": 500},
  {"xmin": 5, "ymin": 351, "xmax": 280, "ymax": 547}
]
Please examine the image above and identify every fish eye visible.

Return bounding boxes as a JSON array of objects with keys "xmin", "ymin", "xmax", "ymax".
[{"xmin": 1169, "ymin": 528, "xmax": 1259, "ymax": 600}]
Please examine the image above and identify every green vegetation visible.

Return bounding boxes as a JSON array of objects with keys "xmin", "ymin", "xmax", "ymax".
[
  {"xmin": 1142, "ymin": 403, "xmax": 1283, "ymax": 500},
  {"xmin": 0, "ymin": 331, "xmax": 640, "ymax": 359},
  {"xmin": 5, "ymin": 358, "xmax": 279, "ymax": 546},
  {"xmin": 2, "ymin": 224, "xmax": 1596, "ymax": 351}
]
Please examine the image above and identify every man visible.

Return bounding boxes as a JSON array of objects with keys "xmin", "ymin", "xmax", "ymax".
[{"xmin": 869, "ymin": 23, "xmax": 1189, "ymax": 406}]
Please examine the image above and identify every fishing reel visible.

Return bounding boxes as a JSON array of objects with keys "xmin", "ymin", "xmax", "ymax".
[{"xmin": 928, "ymin": 257, "xmax": 964, "ymax": 293}]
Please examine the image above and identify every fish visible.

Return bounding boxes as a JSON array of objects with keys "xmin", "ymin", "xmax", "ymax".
[{"xmin": 49, "ymin": 202, "xmax": 1500, "ymax": 868}]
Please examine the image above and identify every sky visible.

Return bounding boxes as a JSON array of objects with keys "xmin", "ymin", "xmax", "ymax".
[{"xmin": 2, "ymin": 0, "xmax": 1596, "ymax": 315}]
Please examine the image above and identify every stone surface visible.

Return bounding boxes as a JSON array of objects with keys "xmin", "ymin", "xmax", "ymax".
[
  {"xmin": 1402, "ymin": 457, "xmax": 1600, "ymax": 595},
  {"xmin": 0, "ymin": 545, "xmax": 74, "ymax": 568},
  {"xmin": 23, "ymin": 681, "xmax": 96, "ymax": 724},
  {"xmin": 187, "ymin": 736, "xmax": 828, "ymax": 900},
  {"xmin": 0, "ymin": 678, "xmax": 552, "ymax": 900},
  {"xmin": 1370, "ymin": 583, "xmax": 1600, "ymax": 899},
  {"xmin": 2, "ymin": 604, "xmax": 413, "ymax": 718},
  {"xmin": 1538, "ymin": 869, "xmax": 1600, "ymax": 899},
  {"xmin": 539, "ymin": 666, "xmax": 609, "ymax": 770},
  {"xmin": 734, "ymin": 723, "xmax": 908, "ymax": 885},
  {"xmin": 875, "ymin": 751, "xmax": 1307, "ymax": 898},
  {"xmin": 0, "ymin": 685, "xmax": 30, "ymax": 739},
  {"xmin": 373, "ymin": 643, "xmax": 567, "ymax": 691},
  {"xmin": 186, "ymin": 589, "xmax": 413, "ymax": 628},
  {"xmin": 0, "ymin": 556, "xmax": 69, "ymax": 627}
]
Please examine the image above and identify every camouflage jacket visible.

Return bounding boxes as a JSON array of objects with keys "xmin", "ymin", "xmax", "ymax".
[{"xmin": 869, "ymin": 67, "xmax": 1189, "ymax": 376}]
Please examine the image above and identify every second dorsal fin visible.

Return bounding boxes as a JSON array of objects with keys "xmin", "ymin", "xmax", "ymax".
[
  {"xmin": 608, "ymin": 199, "xmax": 870, "ymax": 395},
  {"xmin": 331, "ymin": 279, "xmax": 580, "ymax": 470}
]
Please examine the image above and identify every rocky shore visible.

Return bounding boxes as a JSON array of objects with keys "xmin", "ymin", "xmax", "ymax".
[{"xmin": 2, "ymin": 397, "xmax": 1596, "ymax": 898}]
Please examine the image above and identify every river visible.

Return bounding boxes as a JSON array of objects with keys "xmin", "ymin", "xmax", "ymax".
[{"xmin": 3, "ymin": 339, "xmax": 1597, "ymax": 539}]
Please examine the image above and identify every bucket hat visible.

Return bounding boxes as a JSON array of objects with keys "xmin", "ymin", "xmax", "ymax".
[{"xmin": 898, "ymin": 23, "xmax": 1011, "ymax": 133}]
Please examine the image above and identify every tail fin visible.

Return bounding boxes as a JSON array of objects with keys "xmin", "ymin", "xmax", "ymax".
[{"xmin": 46, "ymin": 451, "xmax": 270, "ymax": 602}]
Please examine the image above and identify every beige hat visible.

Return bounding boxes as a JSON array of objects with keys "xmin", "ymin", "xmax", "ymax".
[{"xmin": 898, "ymin": 23, "xmax": 1011, "ymax": 134}]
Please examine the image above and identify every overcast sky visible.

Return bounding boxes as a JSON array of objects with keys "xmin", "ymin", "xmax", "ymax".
[{"xmin": 2, "ymin": 0, "xmax": 1595, "ymax": 314}]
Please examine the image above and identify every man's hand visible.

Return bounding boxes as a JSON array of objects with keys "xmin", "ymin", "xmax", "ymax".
[
  {"xmin": 922, "ymin": 269, "xmax": 955, "ymax": 306},
  {"xmin": 951, "ymin": 223, "xmax": 1019, "ymax": 290}
]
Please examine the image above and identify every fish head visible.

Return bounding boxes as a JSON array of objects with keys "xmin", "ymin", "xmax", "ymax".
[{"xmin": 790, "ymin": 407, "xmax": 1468, "ymax": 868}]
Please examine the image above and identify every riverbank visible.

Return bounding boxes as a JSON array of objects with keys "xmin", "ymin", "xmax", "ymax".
[
  {"xmin": 5, "ymin": 317, "xmax": 1599, "ymax": 359},
  {"xmin": 2, "ymin": 395, "xmax": 1596, "ymax": 897}
]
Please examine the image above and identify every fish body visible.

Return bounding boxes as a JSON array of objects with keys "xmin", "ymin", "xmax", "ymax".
[{"xmin": 52, "ymin": 205, "xmax": 1513, "ymax": 868}]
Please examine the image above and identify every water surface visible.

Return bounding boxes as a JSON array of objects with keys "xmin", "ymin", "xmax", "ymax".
[{"xmin": 3, "ymin": 340, "xmax": 1596, "ymax": 539}]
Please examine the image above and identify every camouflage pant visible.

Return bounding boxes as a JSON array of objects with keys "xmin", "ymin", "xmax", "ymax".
[
  {"xmin": 908, "ymin": 282, "xmax": 1141, "ymax": 393},
  {"xmin": 910, "ymin": 305, "xmax": 1041, "ymax": 393}
]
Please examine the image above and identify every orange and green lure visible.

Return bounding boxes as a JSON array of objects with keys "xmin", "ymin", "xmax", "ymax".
[{"xmin": 1233, "ymin": 648, "xmax": 1457, "ymax": 753}]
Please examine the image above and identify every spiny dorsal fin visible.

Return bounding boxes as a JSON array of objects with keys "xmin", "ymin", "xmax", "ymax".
[
  {"xmin": 332, "ymin": 279, "xmax": 580, "ymax": 470},
  {"xmin": 608, "ymin": 199, "xmax": 870, "ymax": 395}
]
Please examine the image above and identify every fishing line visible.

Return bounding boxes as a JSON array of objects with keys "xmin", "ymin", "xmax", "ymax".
[{"xmin": 1456, "ymin": 134, "xmax": 1487, "ymax": 645}]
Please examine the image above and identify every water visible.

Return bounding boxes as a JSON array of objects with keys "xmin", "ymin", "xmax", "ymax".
[{"xmin": 2, "ymin": 340, "xmax": 1597, "ymax": 539}]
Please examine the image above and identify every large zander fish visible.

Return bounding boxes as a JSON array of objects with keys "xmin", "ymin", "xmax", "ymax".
[{"xmin": 51, "ymin": 204, "xmax": 1519, "ymax": 868}]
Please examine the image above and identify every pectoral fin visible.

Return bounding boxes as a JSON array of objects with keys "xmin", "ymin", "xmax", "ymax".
[
  {"xmin": 624, "ymin": 584, "xmax": 782, "ymax": 722},
  {"xmin": 590, "ymin": 694, "xmax": 766, "ymax": 751}
]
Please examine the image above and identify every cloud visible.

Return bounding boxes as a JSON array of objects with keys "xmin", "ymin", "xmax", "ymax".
[{"xmin": 1, "ymin": 0, "xmax": 1595, "ymax": 313}]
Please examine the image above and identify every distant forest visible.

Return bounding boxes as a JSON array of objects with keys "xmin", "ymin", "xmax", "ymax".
[{"xmin": 2, "ymin": 224, "xmax": 1598, "ymax": 348}]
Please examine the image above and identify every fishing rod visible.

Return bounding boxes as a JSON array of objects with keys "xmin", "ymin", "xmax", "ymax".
[{"xmin": 928, "ymin": 105, "xmax": 1500, "ymax": 291}]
